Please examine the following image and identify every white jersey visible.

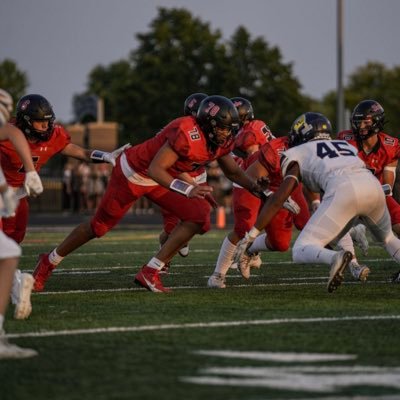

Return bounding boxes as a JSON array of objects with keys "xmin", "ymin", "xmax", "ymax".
[{"xmin": 280, "ymin": 140, "xmax": 366, "ymax": 194}]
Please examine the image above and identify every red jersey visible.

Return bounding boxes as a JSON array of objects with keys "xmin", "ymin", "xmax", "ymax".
[
  {"xmin": 257, "ymin": 136, "xmax": 289, "ymax": 191},
  {"xmin": 125, "ymin": 116, "xmax": 234, "ymax": 178},
  {"xmin": 0, "ymin": 123, "xmax": 71, "ymax": 187},
  {"xmin": 337, "ymin": 130, "xmax": 400, "ymax": 182},
  {"xmin": 234, "ymin": 119, "xmax": 273, "ymax": 154}
]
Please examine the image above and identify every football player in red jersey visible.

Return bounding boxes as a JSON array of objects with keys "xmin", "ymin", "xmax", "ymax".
[
  {"xmin": 0, "ymin": 89, "xmax": 41, "ymax": 359},
  {"xmin": 208, "ymin": 99, "xmax": 312, "ymax": 287},
  {"xmin": 338, "ymin": 100, "xmax": 400, "ymax": 235},
  {"xmin": 158, "ymin": 92, "xmax": 209, "ymax": 262},
  {"xmin": 0, "ymin": 94, "xmax": 127, "ymax": 244},
  {"xmin": 33, "ymin": 95, "xmax": 267, "ymax": 293},
  {"xmin": 338, "ymin": 100, "xmax": 400, "ymax": 282},
  {"xmin": 208, "ymin": 97, "xmax": 276, "ymax": 288}
]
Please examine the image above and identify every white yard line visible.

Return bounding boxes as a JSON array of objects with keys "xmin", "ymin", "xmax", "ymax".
[{"xmin": 7, "ymin": 314, "xmax": 400, "ymax": 339}]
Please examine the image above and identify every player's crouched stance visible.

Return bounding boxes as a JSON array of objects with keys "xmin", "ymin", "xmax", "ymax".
[
  {"xmin": 33, "ymin": 95, "xmax": 266, "ymax": 293},
  {"xmin": 234, "ymin": 112, "xmax": 400, "ymax": 292}
]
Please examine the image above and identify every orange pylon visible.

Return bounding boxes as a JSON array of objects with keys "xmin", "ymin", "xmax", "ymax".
[{"xmin": 216, "ymin": 206, "xmax": 226, "ymax": 229}]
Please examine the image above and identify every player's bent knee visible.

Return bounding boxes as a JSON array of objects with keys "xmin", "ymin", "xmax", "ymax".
[
  {"xmin": 90, "ymin": 219, "xmax": 111, "ymax": 238},
  {"xmin": 268, "ymin": 238, "xmax": 290, "ymax": 252}
]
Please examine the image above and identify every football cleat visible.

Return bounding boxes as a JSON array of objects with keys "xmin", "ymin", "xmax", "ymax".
[
  {"xmin": 327, "ymin": 250, "xmax": 352, "ymax": 293},
  {"xmin": 11, "ymin": 270, "xmax": 35, "ymax": 319},
  {"xmin": 178, "ymin": 244, "xmax": 189, "ymax": 257},
  {"xmin": 348, "ymin": 261, "xmax": 370, "ymax": 282},
  {"xmin": 32, "ymin": 253, "xmax": 56, "ymax": 292},
  {"xmin": 207, "ymin": 273, "xmax": 226, "ymax": 289},
  {"xmin": 134, "ymin": 265, "xmax": 171, "ymax": 293},
  {"xmin": 391, "ymin": 270, "xmax": 400, "ymax": 283},
  {"xmin": 0, "ymin": 331, "xmax": 38, "ymax": 359}
]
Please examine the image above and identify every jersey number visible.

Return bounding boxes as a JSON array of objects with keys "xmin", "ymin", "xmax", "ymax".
[{"xmin": 316, "ymin": 142, "xmax": 354, "ymax": 159}]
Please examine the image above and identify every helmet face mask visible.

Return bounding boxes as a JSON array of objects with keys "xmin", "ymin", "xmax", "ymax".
[
  {"xmin": 16, "ymin": 94, "xmax": 55, "ymax": 142},
  {"xmin": 183, "ymin": 93, "xmax": 208, "ymax": 117},
  {"xmin": 289, "ymin": 112, "xmax": 332, "ymax": 147},
  {"xmin": 196, "ymin": 95, "xmax": 240, "ymax": 149},
  {"xmin": 351, "ymin": 100, "xmax": 384, "ymax": 140}
]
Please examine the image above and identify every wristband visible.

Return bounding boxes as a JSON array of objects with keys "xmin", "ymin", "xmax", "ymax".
[
  {"xmin": 284, "ymin": 174, "xmax": 299, "ymax": 184},
  {"xmin": 382, "ymin": 184, "xmax": 392, "ymax": 196},
  {"xmin": 248, "ymin": 226, "xmax": 260, "ymax": 239},
  {"xmin": 311, "ymin": 199, "xmax": 321, "ymax": 207},
  {"xmin": 90, "ymin": 150, "xmax": 107, "ymax": 163},
  {"xmin": 170, "ymin": 179, "xmax": 195, "ymax": 197}
]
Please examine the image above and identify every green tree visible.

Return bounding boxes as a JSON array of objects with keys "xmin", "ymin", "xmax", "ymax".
[
  {"xmin": 82, "ymin": 7, "xmax": 309, "ymax": 142},
  {"xmin": 0, "ymin": 59, "xmax": 29, "ymax": 105},
  {"xmin": 225, "ymin": 26, "xmax": 309, "ymax": 135},
  {"xmin": 321, "ymin": 62, "xmax": 400, "ymax": 136}
]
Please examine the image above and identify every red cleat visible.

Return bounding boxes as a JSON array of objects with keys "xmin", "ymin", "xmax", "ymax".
[
  {"xmin": 32, "ymin": 253, "xmax": 56, "ymax": 292},
  {"xmin": 134, "ymin": 265, "xmax": 171, "ymax": 293}
]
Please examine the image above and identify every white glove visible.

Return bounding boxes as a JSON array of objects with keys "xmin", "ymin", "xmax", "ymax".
[
  {"xmin": 102, "ymin": 144, "xmax": 131, "ymax": 166},
  {"xmin": 0, "ymin": 186, "xmax": 19, "ymax": 217},
  {"xmin": 264, "ymin": 189, "xmax": 300, "ymax": 215},
  {"xmin": 233, "ymin": 232, "xmax": 257, "ymax": 279},
  {"xmin": 24, "ymin": 171, "xmax": 43, "ymax": 197}
]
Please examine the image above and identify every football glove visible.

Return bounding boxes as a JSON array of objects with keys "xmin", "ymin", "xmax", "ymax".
[
  {"xmin": 0, "ymin": 186, "xmax": 18, "ymax": 217},
  {"xmin": 233, "ymin": 230, "xmax": 259, "ymax": 279},
  {"xmin": 264, "ymin": 189, "xmax": 300, "ymax": 214},
  {"xmin": 24, "ymin": 171, "xmax": 43, "ymax": 197}
]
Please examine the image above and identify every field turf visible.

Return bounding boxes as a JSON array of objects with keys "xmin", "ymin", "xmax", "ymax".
[{"xmin": 2, "ymin": 227, "xmax": 400, "ymax": 400}]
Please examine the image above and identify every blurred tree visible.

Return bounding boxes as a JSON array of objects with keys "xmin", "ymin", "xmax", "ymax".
[
  {"xmin": 225, "ymin": 26, "xmax": 310, "ymax": 135},
  {"xmin": 82, "ymin": 7, "xmax": 310, "ymax": 142},
  {"xmin": 0, "ymin": 59, "xmax": 29, "ymax": 105}
]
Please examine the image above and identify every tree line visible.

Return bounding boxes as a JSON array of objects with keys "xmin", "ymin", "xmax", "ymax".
[{"xmin": 1, "ymin": 7, "xmax": 399, "ymax": 144}]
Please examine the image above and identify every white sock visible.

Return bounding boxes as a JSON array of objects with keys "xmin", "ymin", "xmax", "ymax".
[
  {"xmin": 248, "ymin": 233, "xmax": 269, "ymax": 253},
  {"xmin": 0, "ymin": 314, "xmax": 4, "ymax": 332},
  {"xmin": 293, "ymin": 244, "xmax": 336, "ymax": 265},
  {"xmin": 147, "ymin": 257, "xmax": 165, "ymax": 271},
  {"xmin": 214, "ymin": 237, "xmax": 237, "ymax": 276},
  {"xmin": 336, "ymin": 233, "xmax": 356, "ymax": 261},
  {"xmin": 49, "ymin": 249, "xmax": 64, "ymax": 266}
]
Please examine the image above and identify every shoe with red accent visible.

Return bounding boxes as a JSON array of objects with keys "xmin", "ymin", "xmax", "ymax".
[
  {"xmin": 134, "ymin": 265, "xmax": 171, "ymax": 293},
  {"xmin": 32, "ymin": 253, "xmax": 56, "ymax": 292}
]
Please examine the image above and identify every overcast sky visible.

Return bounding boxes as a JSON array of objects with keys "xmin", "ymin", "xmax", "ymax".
[{"xmin": 1, "ymin": 0, "xmax": 400, "ymax": 122}]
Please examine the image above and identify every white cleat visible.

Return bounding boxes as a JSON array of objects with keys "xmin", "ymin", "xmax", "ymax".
[
  {"xmin": 11, "ymin": 270, "xmax": 35, "ymax": 320},
  {"xmin": 249, "ymin": 253, "xmax": 262, "ymax": 269},
  {"xmin": 328, "ymin": 251, "xmax": 352, "ymax": 293},
  {"xmin": 349, "ymin": 224, "xmax": 369, "ymax": 256},
  {"xmin": 207, "ymin": 273, "xmax": 226, "ymax": 289},
  {"xmin": 0, "ymin": 331, "xmax": 38, "ymax": 359},
  {"xmin": 348, "ymin": 261, "xmax": 370, "ymax": 282},
  {"xmin": 178, "ymin": 244, "xmax": 189, "ymax": 257}
]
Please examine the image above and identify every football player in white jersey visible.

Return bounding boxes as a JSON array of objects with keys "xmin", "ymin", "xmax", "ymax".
[{"xmin": 234, "ymin": 112, "xmax": 400, "ymax": 292}]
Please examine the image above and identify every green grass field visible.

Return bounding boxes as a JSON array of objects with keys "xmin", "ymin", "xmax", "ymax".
[{"xmin": 2, "ymin": 227, "xmax": 400, "ymax": 400}]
